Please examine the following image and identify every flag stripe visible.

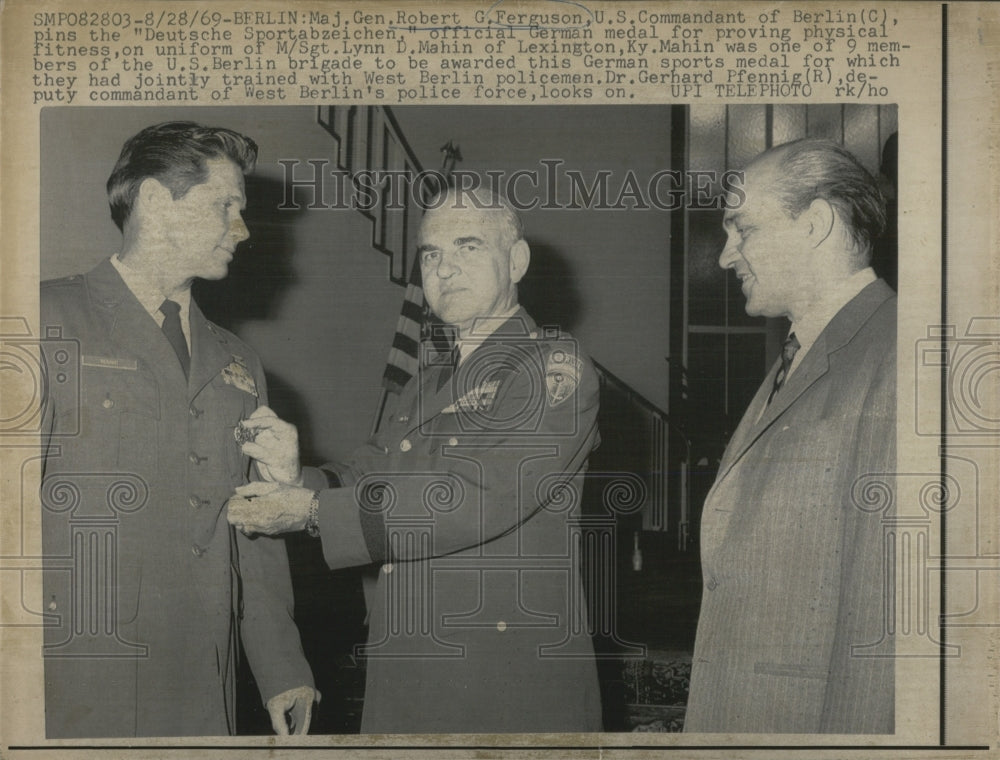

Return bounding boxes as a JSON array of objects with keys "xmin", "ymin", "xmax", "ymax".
[
  {"xmin": 381, "ymin": 256, "xmax": 425, "ymax": 394},
  {"xmin": 399, "ymin": 297, "xmax": 424, "ymax": 323},
  {"xmin": 391, "ymin": 332, "xmax": 419, "ymax": 356}
]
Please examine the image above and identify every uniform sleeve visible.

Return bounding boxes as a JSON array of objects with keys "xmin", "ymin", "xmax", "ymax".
[
  {"xmin": 234, "ymin": 357, "xmax": 315, "ymax": 703},
  {"xmin": 821, "ymin": 332, "xmax": 896, "ymax": 733},
  {"xmin": 315, "ymin": 347, "xmax": 601, "ymax": 571}
]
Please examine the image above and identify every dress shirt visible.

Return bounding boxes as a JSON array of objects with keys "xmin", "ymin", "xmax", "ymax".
[
  {"xmin": 111, "ymin": 254, "xmax": 192, "ymax": 347},
  {"xmin": 786, "ymin": 267, "xmax": 877, "ymax": 379}
]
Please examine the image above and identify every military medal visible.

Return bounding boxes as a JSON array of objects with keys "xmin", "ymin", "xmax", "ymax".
[
  {"xmin": 234, "ymin": 421, "xmax": 258, "ymax": 445},
  {"xmin": 221, "ymin": 355, "xmax": 258, "ymax": 397}
]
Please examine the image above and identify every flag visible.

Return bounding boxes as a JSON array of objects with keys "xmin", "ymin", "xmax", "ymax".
[{"xmin": 381, "ymin": 255, "xmax": 426, "ymax": 394}]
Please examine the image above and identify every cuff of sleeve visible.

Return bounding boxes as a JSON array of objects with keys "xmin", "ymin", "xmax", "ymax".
[
  {"xmin": 316, "ymin": 487, "xmax": 379, "ymax": 570},
  {"xmin": 301, "ymin": 465, "xmax": 340, "ymax": 491}
]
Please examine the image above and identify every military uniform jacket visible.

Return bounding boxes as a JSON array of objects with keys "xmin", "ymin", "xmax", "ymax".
[
  {"xmin": 684, "ymin": 279, "xmax": 896, "ymax": 734},
  {"xmin": 40, "ymin": 259, "xmax": 313, "ymax": 738},
  {"xmin": 302, "ymin": 309, "xmax": 603, "ymax": 733}
]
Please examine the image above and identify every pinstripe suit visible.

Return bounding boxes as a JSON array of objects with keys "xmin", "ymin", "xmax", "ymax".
[{"xmin": 685, "ymin": 279, "xmax": 896, "ymax": 733}]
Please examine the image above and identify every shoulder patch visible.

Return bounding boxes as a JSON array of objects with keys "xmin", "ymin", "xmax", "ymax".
[{"xmin": 545, "ymin": 348, "xmax": 582, "ymax": 407}]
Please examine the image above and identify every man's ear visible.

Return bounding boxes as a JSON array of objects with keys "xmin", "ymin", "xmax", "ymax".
[
  {"xmin": 509, "ymin": 239, "xmax": 530, "ymax": 284},
  {"xmin": 802, "ymin": 197, "xmax": 835, "ymax": 248},
  {"xmin": 136, "ymin": 176, "xmax": 172, "ymax": 215}
]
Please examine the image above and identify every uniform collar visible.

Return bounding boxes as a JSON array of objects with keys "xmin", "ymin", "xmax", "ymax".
[
  {"xmin": 111, "ymin": 254, "xmax": 192, "ymax": 342},
  {"xmin": 457, "ymin": 304, "xmax": 524, "ymax": 364}
]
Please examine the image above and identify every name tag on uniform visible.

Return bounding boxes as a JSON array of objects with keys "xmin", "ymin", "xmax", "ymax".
[
  {"xmin": 221, "ymin": 355, "xmax": 258, "ymax": 397},
  {"xmin": 82, "ymin": 355, "xmax": 138, "ymax": 371},
  {"xmin": 443, "ymin": 379, "xmax": 501, "ymax": 414}
]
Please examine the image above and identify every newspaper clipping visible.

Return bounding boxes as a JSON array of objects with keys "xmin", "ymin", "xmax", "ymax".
[{"xmin": 1, "ymin": 1, "xmax": 998, "ymax": 758}]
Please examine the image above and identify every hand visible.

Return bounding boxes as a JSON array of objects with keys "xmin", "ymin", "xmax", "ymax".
[
  {"xmin": 227, "ymin": 481, "xmax": 314, "ymax": 536},
  {"xmin": 240, "ymin": 406, "xmax": 302, "ymax": 485},
  {"xmin": 266, "ymin": 685, "xmax": 320, "ymax": 735}
]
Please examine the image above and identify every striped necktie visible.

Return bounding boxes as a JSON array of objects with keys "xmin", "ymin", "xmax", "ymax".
[{"xmin": 767, "ymin": 332, "xmax": 800, "ymax": 405}]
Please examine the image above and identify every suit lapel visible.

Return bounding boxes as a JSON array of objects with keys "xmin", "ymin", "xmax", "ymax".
[
  {"xmin": 85, "ymin": 259, "xmax": 187, "ymax": 385},
  {"xmin": 711, "ymin": 279, "xmax": 895, "ymax": 488}
]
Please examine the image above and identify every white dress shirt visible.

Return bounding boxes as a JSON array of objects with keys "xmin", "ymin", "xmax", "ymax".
[
  {"xmin": 786, "ymin": 267, "xmax": 877, "ymax": 380},
  {"xmin": 111, "ymin": 254, "xmax": 192, "ymax": 348}
]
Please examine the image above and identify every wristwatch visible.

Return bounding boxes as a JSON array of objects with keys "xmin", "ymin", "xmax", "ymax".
[{"xmin": 306, "ymin": 491, "xmax": 321, "ymax": 538}]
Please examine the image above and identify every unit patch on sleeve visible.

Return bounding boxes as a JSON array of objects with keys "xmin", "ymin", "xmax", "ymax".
[{"xmin": 546, "ymin": 349, "xmax": 582, "ymax": 407}]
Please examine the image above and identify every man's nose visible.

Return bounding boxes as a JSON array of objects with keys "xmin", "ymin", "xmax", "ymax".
[
  {"xmin": 435, "ymin": 251, "xmax": 460, "ymax": 278},
  {"xmin": 718, "ymin": 238, "xmax": 739, "ymax": 270},
  {"xmin": 232, "ymin": 215, "xmax": 250, "ymax": 243}
]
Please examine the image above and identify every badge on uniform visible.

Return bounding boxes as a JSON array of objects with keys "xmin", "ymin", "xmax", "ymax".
[
  {"xmin": 546, "ymin": 349, "xmax": 582, "ymax": 407},
  {"xmin": 82, "ymin": 355, "xmax": 138, "ymax": 371},
  {"xmin": 221, "ymin": 355, "xmax": 258, "ymax": 397},
  {"xmin": 443, "ymin": 378, "xmax": 501, "ymax": 414}
]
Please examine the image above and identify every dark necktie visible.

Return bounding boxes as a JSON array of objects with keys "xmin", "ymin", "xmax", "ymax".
[
  {"xmin": 159, "ymin": 299, "xmax": 190, "ymax": 379},
  {"xmin": 767, "ymin": 332, "xmax": 800, "ymax": 405}
]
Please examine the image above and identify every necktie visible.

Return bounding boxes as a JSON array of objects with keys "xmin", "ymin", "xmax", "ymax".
[
  {"xmin": 159, "ymin": 299, "xmax": 190, "ymax": 379},
  {"xmin": 767, "ymin": 332, "xmax": 800, "ymax": 405}
]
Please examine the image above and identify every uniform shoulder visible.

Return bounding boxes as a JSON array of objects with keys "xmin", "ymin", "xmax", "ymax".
[
  {"xmin": 41, "ymin": 273, "xmax": 86, "ymax": 293},
  {"xmin": 40, "ymin": 274, "xmax": 89, "ymax": 318},
  {"xmin": 534, "ymin": 327, "xmax": 594, "ymax": 364}
]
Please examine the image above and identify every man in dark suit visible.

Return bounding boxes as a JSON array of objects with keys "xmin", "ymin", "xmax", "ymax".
[
  {"xmin": 40, "ymin": 122, "xmax": 316, "ymax": 737},
  {"xmin": 684, "ymin": 139, "xmax": 896, "ymax": 733},
  {"xmin": 228, "ymin": 188, "xmax": 603, "ymax": 733}
]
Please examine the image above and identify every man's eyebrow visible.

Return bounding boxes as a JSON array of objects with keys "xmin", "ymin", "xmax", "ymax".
[
  {"xmin": 416, "ymin": 243, "xmax": 438, "ymax": 255},
  {"xmin": 454, "ymin": 236, "xmax": 485, "ymax": 247}
]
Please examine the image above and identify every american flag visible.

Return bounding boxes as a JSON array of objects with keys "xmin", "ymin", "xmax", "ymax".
[{"xmin": 380, "ymin": 256, "xmax": 426, "ymax": 394}]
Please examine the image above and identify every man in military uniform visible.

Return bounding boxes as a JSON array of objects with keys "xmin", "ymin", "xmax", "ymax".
[
  {"xmin": 228, "ymin": 188, "xmax": 603, "ymax": 733},
  {"xmin": 40, "ymin": 122, "xmax": 316, "ymax": 737}
]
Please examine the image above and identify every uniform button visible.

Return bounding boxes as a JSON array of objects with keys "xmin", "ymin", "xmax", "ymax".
[
  {"xmin": 398, "ymin": 414, "xmax": 409, "ymax": 423},
  {"xmin": 191, "ymin": 544, "xmax": 204, "ymax": 557},
  {"xmin": 102, "ymin": 398, "xmax": 115, "ymax": 409},
  {"xmin": 448, "ymin": 437, "xmax": 458, "ymax": 447},
  {"xmin": 189, "ymin": 405, "xmax": 202, "ymax": 418},
  {"xmin": 497, "ymin": 621, "xmax": 507, "ymax": 632},
  {"xmin": 706, "ymin": 579, "xmax": 718, "ymax": 591},
  {"xmin": 382, "ymin": 446, "xmax": 390, "ymax": 455},
  {"xmin": 189, "ymin": 495, "xmax": 201, "ymax": 509},
  {"xmin": 382, "ymin": 563, "xmax": 393, "ymax": 574},
  {"xmin": 399, "ymin": 439, "xmax": 412, "ymax": 452},
  {"xmin": 189, "ymin": 452, "xmax": 199, "ymax": 464}
]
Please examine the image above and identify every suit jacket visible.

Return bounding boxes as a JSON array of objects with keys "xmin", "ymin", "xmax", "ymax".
[
  {"xmin": 301, "ymin": 309, "xmax": 603, "ymax": 733},
  {"xmin": 685, "ymin": 279, "xmax": 896, "ymax": 734},
  {"xmin": 40, "ymin": 259, "xmax": 313, "ymax": 738}
]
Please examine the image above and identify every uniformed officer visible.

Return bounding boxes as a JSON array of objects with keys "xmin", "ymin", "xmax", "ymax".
[
  {"xmin": 229, "ymin": 187, "xmax": 603, "ymax": 733},
  {"xmin": 40, "ymin": 122, "xmax": 316, "ymax": 738}
]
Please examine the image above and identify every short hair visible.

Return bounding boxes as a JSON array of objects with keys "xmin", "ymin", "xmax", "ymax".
[
  {"xmin": 755, "ymin": 138, "xmax": 887, "ymax": 261},
  {"xmin": 107, "ymin": 122, "xmax": 258, "ymax": 231},
  {"xmin": 424, "ymin": 184, "xmax": 524, "ymax": 251}
]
